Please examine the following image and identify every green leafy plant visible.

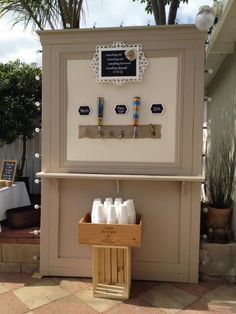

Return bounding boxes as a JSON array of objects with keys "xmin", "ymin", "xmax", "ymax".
[
  {"xmin": 0, "ymin": 0, "xmax": 84, "ymax": 30},
  {"xmin": 0, "ymin": 60, "xmax": 41, "ymax": 178},
  {"xmin": 207, "ymin": 135, "xmax": 236, "ymax": 209}
]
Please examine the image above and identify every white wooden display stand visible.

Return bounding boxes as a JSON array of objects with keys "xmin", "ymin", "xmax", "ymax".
[{"xmin": 37, "ymin": 26, "xmax": 206, "ymax": 283}]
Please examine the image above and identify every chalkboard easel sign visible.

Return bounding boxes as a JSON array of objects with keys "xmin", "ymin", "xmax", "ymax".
[{"xmin": 1, "ymin": 160, "xmax": 17, "ymax": 182}]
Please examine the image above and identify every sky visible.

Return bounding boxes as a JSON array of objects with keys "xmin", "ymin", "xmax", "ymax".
[{"xmin": 0, "ymin": 0, "xmax": 212, "ymax": 66}]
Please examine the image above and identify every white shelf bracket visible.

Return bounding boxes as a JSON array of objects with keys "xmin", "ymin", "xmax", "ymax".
[
  {"xmin": 181, "ymin": 181, "xmax": 186, "ymax": 197},
  {"xmin": 116, "ymin": 180, "xmax": 120, "ymax": 194}
]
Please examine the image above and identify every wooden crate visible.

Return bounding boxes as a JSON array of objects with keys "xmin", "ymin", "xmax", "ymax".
[
  {"xmin": 93, "ymin": 245, "xmax": 131, "ymax": 300},
  {"xmin": 0, "ymin": 180, "xmax": 12, "ymax": 187},
  {"xmin": 0, "ymin": 180, "xmax": 5, "ymax": 188},
  {"xmin": 79, "ymin": 214, "xmax": 142, "ymax": 247}
]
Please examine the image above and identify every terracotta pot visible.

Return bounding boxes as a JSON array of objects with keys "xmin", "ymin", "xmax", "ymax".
[{"xmin": 207, "ymin": 207, "xmax": 232, "ymax": 230}]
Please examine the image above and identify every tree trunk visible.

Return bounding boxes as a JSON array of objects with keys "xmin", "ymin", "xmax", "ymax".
[
  {"xmin": 18, "ymin": 136, "xmax": 27, "ymax": 178},
  {"xmin": 21, "ymin": 0, "xmax": 44, "ymax": 30},
  {"xmin": 150, "ymin": 0, "xmax": 160, "ymax": 25},
  {"xmin": 58, "ymin": 0, "xmax": 83, "ymax": 28},
  {"xmin": 74, "ymin": 0, "xmax": 83, "ymax": 28},
  {"xmin": 156, "ymin": 0, "xmax": 166, "ymax": 25},
  {"xmin": 168, "ymin": 0, "xmax": 179, "ymax": 24},
  {"xmin": 58, "ymin": 0, "xmax": 67, "ymax": 28}
]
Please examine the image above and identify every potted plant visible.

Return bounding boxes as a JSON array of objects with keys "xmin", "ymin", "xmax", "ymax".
[
  {"xmin": 0, "ymin": 60, "xmax": 41, "ymax": 191},
  {"xmin": 206, "ymin": 135, "xmax": 236, "ymax": 243}
]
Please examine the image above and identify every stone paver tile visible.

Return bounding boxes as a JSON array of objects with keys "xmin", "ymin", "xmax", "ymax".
[
  {"xmin": 180, "ymin": 311, "xmax": 233, "ymax": 314},
  {"xmin": 0, "ymin": 272, "xmax": 40, "ymax": 290},
  {"xmin": 130, "ymin": 280, "xmax": 159, "ymax": 298},
  {"xmin": 180, "ymin": 309, "xmax": 232, "ymax": 314},
  {"xmin": 204, "ymin": 284, "xmax": 236, "ymax": 300},
  {"xmin": 139, "ymin": 283, "xmax": 197, "ymax": 314},
  {"xmin": 199, "ymin": 281, "xmax": 222, "ymax": 291},
  {"xmin": 204, "ymin": 284, "xmax": 236, "ymax": 312},
  {"xmin": 105, "ymin": 297, "xmax": 165, "ymax": 313},
  {"xmin": 0, "ymin": 291, "xmax": 28, "ymax": 314},
  {"xmin": 0, "ymin": 283, "xmax": 10, "ymax": 294},
  {"xmin": 32, "ymin": 295, "xmax": 98, "ymax": 314},
  {"xmin": 75, "ymin": 287, "xmax": 121, "ymax": 312},
  {"xmin": 180, "ymin": 297, "xmax": 233, "ymax": 313},
  {"xmin": 207, "ymin": 299, "xmax": 235, "ymax": 313},
  {"xmin": 79, "ymin": 278, "xmax": 93, "ymax": 288},
  {"xmin": 51, "ymin": 276, "xmax": 91, "ymax": 293},
  {"xmin": 13, "ymin": 278, "xmax": 70, "ymax": 310},
  {"xmin": 13, "ymin": 286, "xmax": 51, "ymax": 310},
  {"xmin": 172, "ymin": 282, "xmax": 211, "ymax": 298}
]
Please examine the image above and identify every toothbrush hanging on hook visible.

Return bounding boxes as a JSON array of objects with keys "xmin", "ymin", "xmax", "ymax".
[
  {"xmin": 97, "ymin": 97, "xmax": 104, "ymax": 138},
  {"xmin": 133, "ymin": 96, "xmax": 140, "ymax": 138}
]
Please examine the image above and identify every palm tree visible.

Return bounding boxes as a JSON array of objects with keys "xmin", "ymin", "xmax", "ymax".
[
  {"xmin": 133, "ymin": 0, "xmax": 188, "ymax": 25},
  {"xmin": 0, "ymin": 0, "xmax": 84, "ymax": 30}
]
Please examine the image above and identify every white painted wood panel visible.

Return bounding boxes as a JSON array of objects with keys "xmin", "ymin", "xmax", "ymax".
[{"xmin": 67, "ymin": 57, "xmax": 178, "ymax": 163}]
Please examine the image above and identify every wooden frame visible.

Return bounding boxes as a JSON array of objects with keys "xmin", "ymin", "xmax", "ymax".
[{"xmin": 0, "ymin": 160, "xmax": 17, "ymax": 184}]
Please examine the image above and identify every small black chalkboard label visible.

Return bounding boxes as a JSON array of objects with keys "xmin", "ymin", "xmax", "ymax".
[
  {"xmin": 115, "ymin": 104, "xmax": 128, "ymax": 115},
  {"xmin": 151, "ymin": 104, "xmax": 165, "ymax": 114},
  {"xmin": 1, "ymin": 160, "xmax": 17, "ymax": 181},
  {"xmin": 101, "ymin": 49, "xmax": 137, "ymax": 78},
  {"xmin": 78, "ymin": 105, "xmax": 91, "ymax": 116}
]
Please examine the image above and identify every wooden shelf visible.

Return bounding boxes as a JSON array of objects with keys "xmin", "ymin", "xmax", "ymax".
[{"xmin": 36, "ymin": 172, "xmax": 204, "ymax": 182}]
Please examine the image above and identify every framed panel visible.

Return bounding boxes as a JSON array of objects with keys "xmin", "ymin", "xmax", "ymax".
[
  {"xmin": 58, "ymin": 49, "xmax": 185, "ymax": 175},
  {"xmin": 39, "ymin": 27, "xmax": 204, "ymax": 176}
]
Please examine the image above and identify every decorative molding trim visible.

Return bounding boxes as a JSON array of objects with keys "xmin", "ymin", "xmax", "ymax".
[{"xmin": 58, "ymin": 50, "xmax": 184, "ymax": 175}]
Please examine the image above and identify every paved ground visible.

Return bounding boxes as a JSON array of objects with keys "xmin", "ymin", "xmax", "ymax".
[{"xmin": 0, "ymin": 273, "xmax": 235, "ymax": 313}]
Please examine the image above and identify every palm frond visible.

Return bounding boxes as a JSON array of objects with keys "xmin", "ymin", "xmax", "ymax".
[{"xmin": 0, "ymin": 0, "xmax": 84, "ymax": 30}]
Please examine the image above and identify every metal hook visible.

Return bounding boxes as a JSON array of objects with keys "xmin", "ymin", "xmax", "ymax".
[{"xmin": 118, "ymin": 128, "xmax": 123, "ymax": 139}]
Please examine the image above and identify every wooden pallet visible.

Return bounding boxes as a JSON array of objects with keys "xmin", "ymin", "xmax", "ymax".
[{"xmin": 93, "ymin": 245, "xmax": 131, "ymax": 300}]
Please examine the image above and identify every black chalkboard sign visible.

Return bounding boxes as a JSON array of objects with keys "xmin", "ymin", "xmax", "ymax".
[
  {"xmin": 151, "ymin": 104, "xmax": 165, "ymax": 114},
  {"xmin": 1, "ymin": 160, "xmax": 17, "ymax": 181},
  {"xmin": 115, "ymin": 104, "xmax": 128, "ymax": 115},
  {"xmin": 78, "ymin": 105, "xmax": 91, "ymax": 116},
  {"xmin": 101, "ymin": 49, "xmax": 137, "ymax": 78}
]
